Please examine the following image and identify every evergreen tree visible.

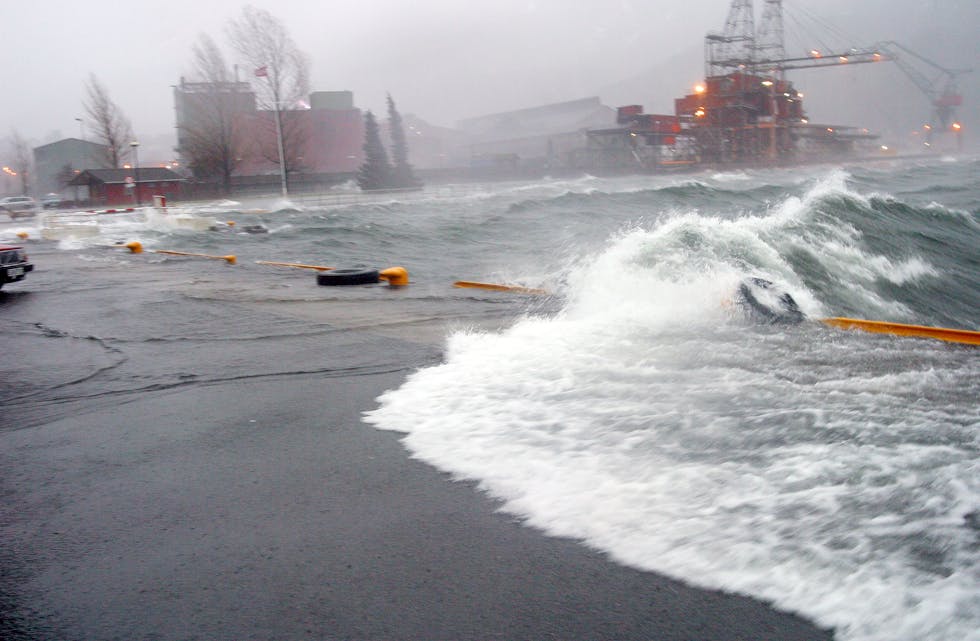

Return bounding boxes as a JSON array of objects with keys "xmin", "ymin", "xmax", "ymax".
[
  {"xmin": 386, "ymin": 94, "xmax": 421, "ymax": 189},
  {"xmin": 357, "ymin": 110, "xmax": 392, "ymax": 191}
]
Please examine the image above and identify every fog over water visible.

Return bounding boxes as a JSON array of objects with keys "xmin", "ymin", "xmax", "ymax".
[{"xmin": 2, "ymin": 0, "xmax": 977, "ymax": 160}]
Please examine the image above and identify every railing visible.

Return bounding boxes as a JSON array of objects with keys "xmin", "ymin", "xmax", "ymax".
[{"xmin": 290, "ymin": 184, "xmax": 479, "ymax": 208}]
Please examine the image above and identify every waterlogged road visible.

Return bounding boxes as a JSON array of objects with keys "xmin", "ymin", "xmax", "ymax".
[{"xmin": 0, "ymin": 245, "xmax": 834, "ymax": 640}]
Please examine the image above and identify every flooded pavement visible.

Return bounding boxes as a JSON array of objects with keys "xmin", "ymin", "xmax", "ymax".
[{"xmin": 0, "ymin": 244, "xmax": 834, "ymax": 641}]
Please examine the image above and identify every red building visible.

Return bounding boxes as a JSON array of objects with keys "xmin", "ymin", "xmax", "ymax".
[
  {"xmin": 69, "ymin": 168, "xmax": 184, "ymax": 206},
  {"xmin": 233, "ymin": 106, "xmax": 364, "ymax": 176}
]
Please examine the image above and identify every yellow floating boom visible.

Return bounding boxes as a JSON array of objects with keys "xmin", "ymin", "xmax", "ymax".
[
  {"xmin": 256, "ymin": 260, "xmax": 335, "ymax": 271},
  {"xmin": 120, "ymin": 242, "xmax": 235, "ymax": 264},
  {"xmin": 453, "ymin": 280, "xmax": 549, "ymax": 295},
  {"xmin": 821, "ymin": 317, "xmax": 980, "ymax": 346},
  {"xmin": 153, "ymin": 249, "xmax": 237, "ymax": 264}
]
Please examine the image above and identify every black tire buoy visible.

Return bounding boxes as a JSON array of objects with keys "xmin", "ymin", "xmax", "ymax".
[
  {"xmin": 316, "ymin": 268, "xmax": 381, "ymax": 286},
  {"xmin": 736, "ymin": 277, "xmax": 806, "ymax": 324}
]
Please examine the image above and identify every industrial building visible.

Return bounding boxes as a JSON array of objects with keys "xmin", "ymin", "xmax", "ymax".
[
  {"xmin": 32, "ymin": 138, "xmax": 111, "ymax": 198},
  {"xmin": 173, "ymin": 80, "xmax": 366, "ymax": 183},
  {"xmin": 230, "ymin": 91, "xmax": 364, "ymax": 178},
  {"xmin": 507, "ymin": 1, "xmax": 969, "ymax": 174},
  {"xmin": 459, "ymin": 97, "xmax": 616, "ymax": 173}
]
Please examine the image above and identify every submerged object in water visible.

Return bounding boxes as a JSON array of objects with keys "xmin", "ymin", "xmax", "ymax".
[
  {"xmin": 735, "ymin": 277, "xmax": 806, "ymax": 324},
  {"xmin": 209, "ymin": 222, "xmax": 267, "ymax": 233},
  {"xmin": 736, "ymin": 278, "xmax": 979, "ymax": 345}
]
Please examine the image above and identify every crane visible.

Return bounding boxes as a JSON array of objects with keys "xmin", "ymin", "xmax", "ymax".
[
  {"xmin": 705, "ymin": 0, "xmax": 886, "ymax": 78},
  {"xmin": 874, "ymin": 40, "xmax": 971, "ymax": 143},
  {"xmin": 703, "ymin": 1, "xmax": 970, "ymax": 148}
]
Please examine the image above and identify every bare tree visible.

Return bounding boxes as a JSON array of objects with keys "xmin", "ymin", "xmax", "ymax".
[
  {"xmin": 227, "ymin": 5, "xmax": 310, "ymax": 184},
  {"xmin": 83, "ymin": 74, "xmax": 133, "ymax": 168},
  {"xmin": 177, "ymin": 34, "xmax": 246, "ymax": 194},
  {"xmin": 6, "ymin": 130, "xmax": 33, "ymax": 195}
]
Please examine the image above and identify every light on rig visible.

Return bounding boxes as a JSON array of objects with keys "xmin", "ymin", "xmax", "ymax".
[
  {"xmin": 694, "ymin": 84, "xmax": 706, "ymax": 94},
  {"xmin": 694, "ymin": 108, "xmax": 706, "ymax": 118},
  {"xmin": 952, "ymin": 122, "xmax": 962, "ymax": 131}
]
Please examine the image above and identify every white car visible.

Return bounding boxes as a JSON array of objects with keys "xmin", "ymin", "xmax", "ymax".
[
  {"xmin": 41, "ymin": 193, "xmax": 62, "ymax": 209},
  {"xmin": 0, "ymin": 196, "xmax": 39, "ymax": 218}
]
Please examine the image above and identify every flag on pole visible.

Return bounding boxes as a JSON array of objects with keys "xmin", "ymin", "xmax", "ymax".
[{"xmin": 254, "ymin": 66, "xmax": 268, "ymax": 77}]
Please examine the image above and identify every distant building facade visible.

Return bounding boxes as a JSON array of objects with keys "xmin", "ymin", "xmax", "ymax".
[
  {"xmin": 174, "ymin": 80, "xmax": 369, "ymax": 181},
  {"xmin": 33, "ymin": 138, "xmax": 110, "ymax": 196},
  {"xmin": 388, "ymin": 114, "xmax": 466, "ymax": 169},
  {"xmin": 173, "ymin": 78, "xmax": 257, "ymax": 166},
  {"xmin": 233, "ymin": 91, "xmax": 365, "ymax": 177},
  {"xmin": 458, "ymin": 97, "xmax": 617, "ymax": 171}
]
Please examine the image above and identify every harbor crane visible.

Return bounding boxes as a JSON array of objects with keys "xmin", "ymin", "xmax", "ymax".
[
  {"xmin": 693, "ymin": 0, "xmax": 970, "ymax": 160},
  {"xmin": 873, "ymin": 40, "xmax": 970, "ymax": 143},
  {"xmin": 599, "ymin": 1, "xmax": 971, "ymax": 169}
]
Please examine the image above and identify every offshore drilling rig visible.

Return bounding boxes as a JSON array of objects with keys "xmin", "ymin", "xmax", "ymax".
[{"xmin": 589, "ymin": 0, "xmax": 970, "ymax": 169}]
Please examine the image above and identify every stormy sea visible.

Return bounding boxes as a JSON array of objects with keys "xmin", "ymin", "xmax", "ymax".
[{"xmin": 2, "ymin": 155, "xmax": 978, "ymax": 641}]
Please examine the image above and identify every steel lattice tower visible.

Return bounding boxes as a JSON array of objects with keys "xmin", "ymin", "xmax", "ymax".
[{"xmin": 756, "ymin": 0, "xmax": 786, "ymax": 76}]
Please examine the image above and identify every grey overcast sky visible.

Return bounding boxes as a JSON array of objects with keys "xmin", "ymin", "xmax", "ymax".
[{"xmin": 2, "ymin": 0, "xmax": 977, "ymax": 160}]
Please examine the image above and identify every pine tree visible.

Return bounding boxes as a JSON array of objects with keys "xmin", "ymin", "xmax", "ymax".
[
  {"xmin": 357, "ymin": 110, "xmax": 392, "ymax": 191},
  {"xmin": 386, "ymin": 94, "xmax": 421, "ymax": 189}
]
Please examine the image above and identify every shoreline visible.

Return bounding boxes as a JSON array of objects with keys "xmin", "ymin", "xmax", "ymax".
[{"xmin": 1, "ymin": 246, "xmax": 836, "ymax": 640}]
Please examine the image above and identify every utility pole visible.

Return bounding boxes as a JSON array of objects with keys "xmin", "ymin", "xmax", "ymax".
[
  {"xmin": 256, "ymin": 66, "xmax": 288, "ymax": 199},
  {"xmin": 130, "ymin": 141, "xmax": 140, "ymax": 206}
]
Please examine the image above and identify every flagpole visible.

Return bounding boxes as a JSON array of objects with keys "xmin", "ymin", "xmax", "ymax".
[
  {"xmin": 273, "ymin": 101, "xmax": 288, "ymax": 199},
  {"xmin": 256, "ymin": 65, "xmax": 288, "ymax": 199}
]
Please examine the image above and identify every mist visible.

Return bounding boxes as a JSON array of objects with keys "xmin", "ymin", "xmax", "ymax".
[{"xmin": 2, "ymin": 0, "xmax": 977, "ymax": 161}]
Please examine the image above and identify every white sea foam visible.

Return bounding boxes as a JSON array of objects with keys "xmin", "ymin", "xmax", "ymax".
[
  {"xmin": 270, "ymin": 198, "xmax": 304, "ymax": 212},
  {"xmin": 365, "ymin": 172, "xmax": 980, "ymax": 641},
  {"xmin": 711, "ymin": 171, "xmax": 751, "ymax": 182}
]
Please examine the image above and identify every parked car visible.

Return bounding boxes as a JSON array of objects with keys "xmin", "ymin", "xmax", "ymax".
[
  {"xmin": 0, "ymin": 196, "xmax": 39, "ymax": 218},
  {"xmin": 41, "ymin": 193, "xmax": 62, "ymax": 209},
  {"xmin": 0, "ymin": 244, "xmax": 33, "ymax": 290}
]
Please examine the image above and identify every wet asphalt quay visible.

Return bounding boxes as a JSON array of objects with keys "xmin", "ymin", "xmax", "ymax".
[{"xmin": 0, "ymin": 246, "xmax": 834, "ymax": 641}]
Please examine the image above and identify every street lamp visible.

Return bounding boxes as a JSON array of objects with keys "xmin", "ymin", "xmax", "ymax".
[
  {"xmin": 75, "ymin": 117, "xmax": 84, "ymax": 141},
  {"xmin": 130, "ymin": 141, "xmax": 140, "ymax": 206}
]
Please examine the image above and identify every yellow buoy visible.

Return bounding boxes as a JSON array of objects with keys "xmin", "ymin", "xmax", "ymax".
[
  {"xmin": 16, "ymin": 231, "xmax": 28, "ymax": 240},
  {"xmin": 379, "ymin": 266, "xmax": 409, "ymax": 286}
]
